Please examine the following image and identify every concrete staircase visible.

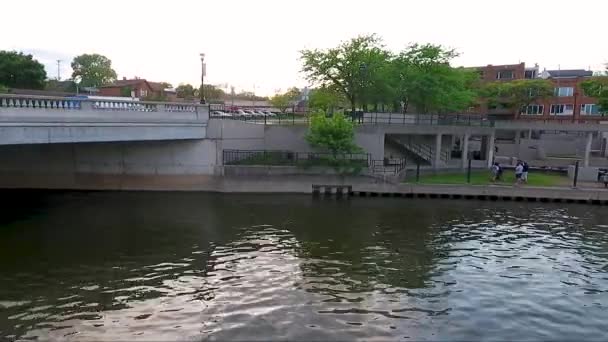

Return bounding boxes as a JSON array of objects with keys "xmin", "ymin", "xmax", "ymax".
[{"xmin": 387, "ymin": 136, "xmax": 449, "ymax": 166}]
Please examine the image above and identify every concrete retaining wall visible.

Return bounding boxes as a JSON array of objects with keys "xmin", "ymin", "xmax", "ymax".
[{"xmin": 0, "ymin": 140, "xmax": 219, "ymax": 177}]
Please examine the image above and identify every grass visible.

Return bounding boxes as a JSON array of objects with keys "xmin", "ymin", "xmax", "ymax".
[{"xmin": 412, "ymin": 170, "xmax": 568, "ymax": 187}]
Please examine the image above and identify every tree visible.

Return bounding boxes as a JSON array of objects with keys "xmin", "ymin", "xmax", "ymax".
[
  {"xmin": 270, "ymin": 93, "xmax": 291, "ymax": 113},
  {"xmin": 481, "ymin": 79, "xmax": 554, "ymax": 116},
  {"xmin": 0, "ymin": 51, "xmax": 47, "ymax": 89},
  {"xmin": 306, "ymin": 112, "xmax": 361, "ymax": 155},
  {"xmin": 176, "ymin": 83, "xmax": 196, "ymax": 99},
  {"xmin": 581, "ymin": 77, "xmax": 608, "ymax": 114},
  {"xmin": 300, "ymin": 34, "xmax": 389, "ymax": 114},
  {"xmin": 285, "ymin": 87, "xmax": 301, "ymax": 101},
  {"xmin": 0, "ymin": 84, "xmax": 8, "ymax": 93},
  {"xmin": 308, "ymin": 86, "xmax": 346, "ymax": 113},
  {"xmin": 199, "ymin": 84, "xmax": 225, "ymax": 101},
  {"xmin": 390, "ymin": 43, "xmax": 478, "ymax": 113},
  {"xmin": 71, "ymin": 54, "xmax": 117, "ymax": 88}
]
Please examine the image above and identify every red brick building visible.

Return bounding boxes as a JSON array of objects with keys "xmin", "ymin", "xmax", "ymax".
[
  {"xmin": 99, "ymin": 78, "xmax": 177, "ymax": 101},
  {"xmin": 472, "ymin": 63, "xmax": 602, "ymax": 121}
]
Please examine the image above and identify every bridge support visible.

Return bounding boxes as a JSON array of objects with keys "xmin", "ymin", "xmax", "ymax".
[
  {"xmin": 434, "ymin": 134, "xmax": 442, "ymax": 168},
  {"xmin": 487, "ymin": 132, "xmax": 496, "ymax": 168},
  {"xmin": 462, "ymin": 134, "xmax": 470, "ymax": 169},
  {"xmin": 584, "ymin": 132, "xmax": 593, "ymax": 167},
  {"xmin": 515, "ymin": 130, "xmax": 521, "ymax": 158}
]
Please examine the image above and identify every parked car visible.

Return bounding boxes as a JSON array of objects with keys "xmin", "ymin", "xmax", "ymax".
[
  {"xmin": 245, "ymin": 110, "xmax": 264, "ymax": 118},
  {"xmin": 263, "ymin": 110, "xmax": 276, "ymax": 117},
  {"xmin": 234, "ymin": 109, "xmax": 251, "ymax": 118},
  {"xmin": 212, "ymin": 110, "xmax": 232, "ymax": 118}
]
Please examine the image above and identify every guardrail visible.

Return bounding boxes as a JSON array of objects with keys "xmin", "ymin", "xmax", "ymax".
[
  {"xmin": 222, "ymin": 149, "xmax": 371, "ymax": 167},
  {"xmin": 210, "ymin": 112, "xmax": 495, "ymax": 127},
  {"xmin": 0, "ymin": 94, "xmax": 207, "ymax": 114}
]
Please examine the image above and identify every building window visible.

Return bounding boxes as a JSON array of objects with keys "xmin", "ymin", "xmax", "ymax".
[
  {"xmin": 550, "ymin": 104, "xmax": 574, "ymax": 115},
  {"xmin": 554, "ymin": 87, "xmax": 574, "ymax": 97},
  {"xmin": 140, "ymin": 89, "xmax": 148, "ymax": 97},
  {"xmin": 521, "ymin": 105, "xmax": 544, "ymax": 115},
  {"xmin": 497, "ymin": 70, "xmax": 514, "ymax": 79},
  {"xmin": 525, "ymin": 70, "xmax": 537, "ymax": 79},
  {"xmin": 580, "ymin": 104, "xmax": 600, "ymax": 115}
]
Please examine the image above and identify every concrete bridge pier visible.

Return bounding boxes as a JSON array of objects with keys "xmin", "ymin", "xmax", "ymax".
[
  {"xmin": 461, "ymin": 134, "xmax": 470, "ymax": 169},
  {"xmin": 487, "ymin": 132, "xmax": 496, "ymax": 168},
  {"xmin": 434, "ymin": 134, "xmax": 443, "ymax": 168},
  {"xmin": 584, "ymin": 132, "xmax": 593, "ymax": 167}
]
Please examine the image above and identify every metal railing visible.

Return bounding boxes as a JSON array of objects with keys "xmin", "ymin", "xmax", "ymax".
[
  {"xmin": 370, "ymin": 158, "xmax": 407, "ymax": 175},
  {"xmin": 223, "ymin": 149, "xmax": 371, "ymax": 167}
]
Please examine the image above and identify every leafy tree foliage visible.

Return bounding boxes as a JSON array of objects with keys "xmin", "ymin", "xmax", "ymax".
[
  {"xmin": 71, "ymin": 54, "xmax": 117, "ymax": 88},
  {"xmin": 306, "ymin": 112, "xmax": 360, "ymax": 155},
  {"xmin": 0, "ymin": 51, "xmax": 46, "ymax": 89},
  {"xmin": 308, "ymin": 86, "xmax": 346, "ymax": 113},
  {"xmin": 301, "ymin": 34, "xmax": 387, "ymax": 113},
  {"xmin": 270, "ymin": 93, "xmax": 291, "ymax": 112},
  {"xmin": 301, "ymin": 36, "xmax": 477, "ymax": 114},
  {"xmin": 176, "ymin": 84, "xmax": 196, "ymax": 99},
  {"xmin": 481, "ymin": 79, "xmax": 554, "ymax": 115}
]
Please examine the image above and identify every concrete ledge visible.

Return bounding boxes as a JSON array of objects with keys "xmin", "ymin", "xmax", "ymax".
[{"xmin": 1, "ymin": 172, "xmax": 607, "ymax": 204}]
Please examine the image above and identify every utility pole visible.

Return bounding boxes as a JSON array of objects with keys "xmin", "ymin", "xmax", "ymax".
[
  {"xmin": 56, "ymin": 60, "xmax": 61, "ymax": 81},
  {"xmin": 199, "ymin": 53, "xmax": 206, "ymax": 104}
]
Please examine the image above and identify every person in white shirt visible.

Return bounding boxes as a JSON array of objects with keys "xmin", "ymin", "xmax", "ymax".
[{"xmin": 515, "ymin": 162, "xmax": 524, "ymax": 185}]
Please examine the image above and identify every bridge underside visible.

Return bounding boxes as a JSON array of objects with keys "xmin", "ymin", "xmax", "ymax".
[{"xmin": 0, "ymin": 124, "xmax": 206, "ymax": 145}]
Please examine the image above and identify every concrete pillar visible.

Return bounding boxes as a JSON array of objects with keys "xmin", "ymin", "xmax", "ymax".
[
  {"xmin": 462, "ymin": 133, "xmax": 470, "ymax": 169},
  {"xmin": 515, "ymin": 130, "xmax": 522, "ymax": 158},
  {"xmin": 584, "ymin": 132, "xmax": 593, "ymax": 167},
  {"xmin": 434, "ymin": 134, "xmax": 443, "ymax": 168},
  {"xmin": 451, "ymin": 135, "xmax": 457, "ymax": 151},
  {"xmin": 527, "ymin": 129, "xmax": 533, "ymax": 139},
  {"xmin": 487, "ymin": 132, "xmax": 496, "ymax": 168}
]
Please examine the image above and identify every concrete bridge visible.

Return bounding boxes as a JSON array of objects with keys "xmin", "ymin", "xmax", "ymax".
[
  {"xmin": 2, "ymin": 93, "xmax": 608, "ymax": 190},
  {"xmin": 0, "ymin": 94, "xmax": 209, "ymax": 145}
]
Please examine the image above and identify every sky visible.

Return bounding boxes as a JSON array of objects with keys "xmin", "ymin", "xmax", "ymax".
[{"xmin": 2, "ymin": 0, "xmax": 607, "ymax": 96}]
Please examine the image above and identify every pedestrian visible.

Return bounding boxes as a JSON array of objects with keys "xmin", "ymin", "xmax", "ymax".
[
  {"xmin": 522, "ymin": 161, "xmax": 529, "ymax": 183},
  {"xmin": 515, "ymin": 161, "xmax": 524, "ymax": 185},
  {"xmin": 491, "ymin": 162, "xmax": 500, "ymax": 182}
]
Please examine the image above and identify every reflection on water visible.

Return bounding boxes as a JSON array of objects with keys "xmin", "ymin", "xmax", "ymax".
[{"xmin": 0, "ymin": 192, "xmax": 607, "ymax": 341}]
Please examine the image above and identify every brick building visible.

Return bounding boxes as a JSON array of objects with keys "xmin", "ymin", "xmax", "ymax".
[
  {"xmin": 99, "ymin": 78, "xmax": 177, "ymax": 101},
  {"xmin": 472, "ymin": 63, "xmax": 602, "ymax": 121}
]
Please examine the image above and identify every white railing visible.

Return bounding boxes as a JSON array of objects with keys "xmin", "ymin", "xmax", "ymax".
[{"xmin": 0, "ymin": 94, "xmax": 206, "ymax": 114}]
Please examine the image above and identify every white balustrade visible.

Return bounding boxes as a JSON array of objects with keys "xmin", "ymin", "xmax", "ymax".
[{"xmin": 0, "ymin": 94, "xmax": 207, "ymax": 115}]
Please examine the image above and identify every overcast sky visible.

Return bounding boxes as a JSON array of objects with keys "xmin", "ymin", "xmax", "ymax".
[{"xmin": 3, "ymin": 0, "xmax": 606, "ymax": 95}]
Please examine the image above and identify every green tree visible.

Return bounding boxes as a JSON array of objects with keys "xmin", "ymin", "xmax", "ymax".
[
  {"xmin": 198, "ymin": 84, "xmax": 225, "ymax": 101},
  {"xmin": 300, "ymin": 34, "xmax": 389, "ymax": 114},
  {"xmin": 285, "ymin": 87, "xmax": 301, "ymax": 101},
  {"xmin": 176, "ymin": 83, "xmax": 196, "ymax": 99},
  {"xmin": 270, "ymin": 93, "xmax": 291, "ymax": 112},
  {"xmin": 581, "ymin": 77, "xmax": 608, "ymax": 114},
  {"xmin": 0, "ymin": 84, "xmax": 8, "ymax": 93},
  {"xmin": 390, "ymin": 43, "xmax": 478, "ymax": 113},
  {"xmin": 308, "ymin": 86, "xmax": 346, "ymax": 113},
  {"xmin": 71, "ymin": 53, "xmax": 117, "ymax": 88},
  {"xmin": 0, "ymin": 51, "xmax": 47, "ymax": 89},
  {"xmin": 306, "ymin": 112, "xmax": 360, "ymax": 155},
  {"xmin": 481, "ymin": 79, "xmax": 554, "ymax": 116}
]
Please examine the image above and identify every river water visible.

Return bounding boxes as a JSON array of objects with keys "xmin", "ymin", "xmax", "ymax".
[{"xmin": 0, "ymin": 191, "xmax": 607, "ymax": 341}]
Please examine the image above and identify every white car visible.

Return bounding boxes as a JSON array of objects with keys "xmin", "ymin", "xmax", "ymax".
[
  {"xmin": 234, "ymin": 109, "xmax": 251, "ymax": 118},
  {"xmin": 263, "ymin": 111, "xmax": 276, "ymax": 117},
  {"xmin": 245, "ymin": 110, "xmax": 263, "ymax": 117},
  {"xmin": 212, "ymin": 110, "xmax": 232, "ymax": 118}
]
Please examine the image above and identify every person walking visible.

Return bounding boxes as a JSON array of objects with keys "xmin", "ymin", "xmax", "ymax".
[
  {"xmin": 491, "ymin": 162, "xmax": 500, "ymax": 182},
  {"xmin": 515, "ymin": 161, "xmax": 524, "ymax": 185},
  {"xmin": 522, "ymin": 161, "xmax": 529, "ymax": 184}
]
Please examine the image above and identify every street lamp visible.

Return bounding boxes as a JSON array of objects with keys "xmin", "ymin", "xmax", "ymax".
[{"xmin": 200, "ymin": 53, "xmax": 206, "ymax": 104}]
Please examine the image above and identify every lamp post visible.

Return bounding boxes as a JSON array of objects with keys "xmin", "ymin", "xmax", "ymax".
[{"xmin": 199, "ymin": 53, "xmax": 206, "ymax": 104}]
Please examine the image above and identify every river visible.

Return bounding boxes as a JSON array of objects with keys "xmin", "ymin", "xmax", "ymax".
[{"xmin": 0, "ymin": 191, "xmax": 607, "ymax": 341}]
